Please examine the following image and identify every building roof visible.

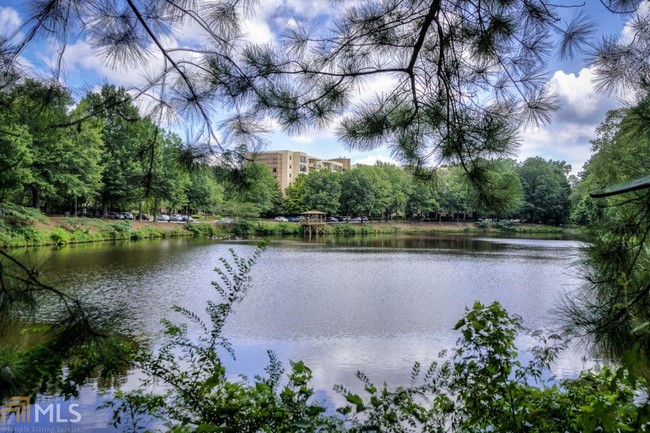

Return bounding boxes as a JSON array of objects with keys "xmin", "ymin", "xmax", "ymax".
[{"xmin": 300, "ymin": 210, "xmax": 327, "ymax": 215}]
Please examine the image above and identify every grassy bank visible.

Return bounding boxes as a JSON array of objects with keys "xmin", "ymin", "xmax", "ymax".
[
  {"xmin": 0, "ymin": 206, "xmax": 575, "ymax": 248},
  {"xmin": 230, "ymin": 221, "xmax": 402, "ymax": 236},
  {"xmin": 0, "ymin": 207, "xmax": 221, "ymax": 248},
  {"xmin": 230, "ymin": 220, "xmax": 575, "ymax": 236}
]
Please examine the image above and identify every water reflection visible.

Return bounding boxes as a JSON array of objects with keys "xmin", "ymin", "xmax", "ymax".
[{"xmin": 11, "ymin": 234, "xmax": 585, "ymax": 431}]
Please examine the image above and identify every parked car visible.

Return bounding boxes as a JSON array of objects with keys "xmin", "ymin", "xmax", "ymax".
[
  {"xmin": 180, "ymin": 215, "xmax": 195, "ymax": 223},
  {"xmin": 350, "ymin": 217, "xmax": 362, "ymax": 222},
  {"xmin": 275, "ymin": 216, "xmax": 289, "ymax": 222},
  {"xmin": 327, "ymin": 217, "xmax": 339, "ymax": 222},
  {"xmin": 121, "ymin": 212, "xmax": 134, "ymax": 220},
  {"xmin": 155, "ymin": 214, "xmax": 170, "ymax": 222},
  {"xmin": 286, "ymin": 216, "xmax": 299, "ymax": 222},
  {"xmin": 107, "ymin": 212, "xmax": 118, "ymax": 219},
  {"xmin": 170, "ymin": 214, "xmax": 183, "ymax": 222}
]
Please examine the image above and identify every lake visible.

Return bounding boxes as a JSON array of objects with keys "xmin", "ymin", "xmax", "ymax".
[{"xmin": 11, "ymin": 233, "xmax": 589, "ymax": 431}]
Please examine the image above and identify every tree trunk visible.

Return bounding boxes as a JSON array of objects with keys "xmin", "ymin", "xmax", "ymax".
[
  {"xmin": 138, "ymin": 202, "xmax": 143, "ymax": 221},
  {"xmin": 102, "ymin": 194, "xmax": 109, "ymax": 218},
  {"xmin": 74, "ymin": 197, "xmax": 78, "ymax": 217},
  {"xmin": 31, "ymin": 186, "xmax": 40, "ymax": 210}
]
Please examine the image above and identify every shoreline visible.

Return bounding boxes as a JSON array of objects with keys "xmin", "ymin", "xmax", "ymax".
[
  {"xmin": 229, "ymin": 219, "xmax": 578, "ymax": 238},
  {"xmin": 0, "ymin": 215, "xmax": 579, "ymax": 249},
  {"xmin": 0, "ymin": 216, "xmax": 206, "ymax": 248}
]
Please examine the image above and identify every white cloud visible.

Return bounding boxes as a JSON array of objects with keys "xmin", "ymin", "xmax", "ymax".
[
  {"xmin": 241, "ymin": 17, "xmax": 275, "ymax": 44},
  {"xmin": 38, "ymin": 40, "xmax": 163, "ymax": 88},
  {"xmin": 282, "ymin": 0, "xmax": 341, "ymax": 19},
  {"xmin": 351, "ymin": 74, "xmax": 401, "ymax": 105},
  {"xmin": 286, "ymin": 126, "xmax": 338, "ymax": 145},
  {"xmin": 519, "ymin": 123, "xmax": 596, "ymax": 170},
  {"xmin": 353, "ymin": 155, "xmax": 398, "ymax": 166},
  {"xmin": 254, "ymin": 0, "xmax": 340, "ymax": 21},
  {"xmin": 290, "ymin": 134, "xmax": 315, "ymax": 144},
  {"xmin": 549, "ymin": 68, "xmax": 607, "ymax": 122},
  {"xmin": 0, "ymin": 7, "xmax": 20, "ymax": 36},
  {"xmin": 517, "ymin": 67, "xmax": 619, "ymax": 173}
]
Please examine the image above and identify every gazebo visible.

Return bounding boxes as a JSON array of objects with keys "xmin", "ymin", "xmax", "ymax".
[{"xmin": 300, "ymin": 210, "xmax": 327, "ymax": 236}]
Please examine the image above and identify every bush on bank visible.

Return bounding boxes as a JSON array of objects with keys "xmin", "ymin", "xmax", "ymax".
[{"xmin": 0, "ymin": 208, "xmax": 196, "ymax": 247}]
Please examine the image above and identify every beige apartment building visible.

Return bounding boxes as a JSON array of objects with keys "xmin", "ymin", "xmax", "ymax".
[{"xmin": 248, "ymin": 150, "xmax": 351, "ymax": 191}]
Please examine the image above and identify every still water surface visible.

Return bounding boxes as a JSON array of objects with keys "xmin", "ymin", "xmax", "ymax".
[{"xmin": 15, "ymin": 234, "xmax": 588, "ymax": 431}]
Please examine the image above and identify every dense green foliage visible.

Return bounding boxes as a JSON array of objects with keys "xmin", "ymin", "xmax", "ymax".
[
  {"xmin": 222, "ymin": 163, "xmax": 281, "ymax": 216},
  {"xmin": 278, "ymin": 160, "xmax": 567, "ymax": 224},
  {"xmin": 565, "ymin": 93, "xmax": 650, "ymax": 358},
  {"xmin": 518, "ymin": 158, "xmax": 571, "ymax": 225},
  {"xmin": 0, "ymin": 80, "xmax": 105, "ymax": 211},
  {"xmin": 0, "ymin": 82, "xmax": 276, "ymax": 219}
]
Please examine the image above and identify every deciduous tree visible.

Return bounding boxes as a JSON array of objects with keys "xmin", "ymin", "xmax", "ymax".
[{"xmin": 301, "ymin": 170, "xmax": 342, "ymax": 215}]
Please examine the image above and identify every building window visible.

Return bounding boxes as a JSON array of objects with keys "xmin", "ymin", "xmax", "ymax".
[
  {"xmin": 300, "ymin": 164, "xmax": 307, "ymax": 172},
  {"xmin": 272, "ymin": 168, "xmax": 277, "ymax": 172},
  {"xmin": 300, "ymin": 155, "xmax": 307, "ymax": 163},
  {"xmin": 289, "ymin": 165, "xmax": 292, "ymax": 169},
  {"xmin": 289, "ymin": 173, "xmax": 291, "ymax": 177},
  {"xmin": 289, "ymin": 156, "xmax": 292, "ymax": 160}
]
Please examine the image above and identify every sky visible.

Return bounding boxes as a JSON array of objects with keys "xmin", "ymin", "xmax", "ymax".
[{"xmin": 0, "ymin": 1, "xmax": 637, "ymax": 173}]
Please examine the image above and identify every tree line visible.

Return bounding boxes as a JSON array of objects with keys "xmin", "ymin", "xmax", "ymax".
[
  {"xmin": 0, "ymin": 81, "xmax": 283, "ymax": 219},
  {"xmin": 282, "ymin": 158, "xmax": 572, "ymax": 225},
  {"xmin": 0, "ymin": 79, "xmax": 575, "ymax": 225},
  {"xmin": 1, "ymin": 84, "xmax": 575, "ymax": 226}
]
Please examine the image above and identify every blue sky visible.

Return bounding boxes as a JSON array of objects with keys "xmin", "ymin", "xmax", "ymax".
[{"xmin": 0, "ymin": 1, "xmax": 637, "ymax": 172}]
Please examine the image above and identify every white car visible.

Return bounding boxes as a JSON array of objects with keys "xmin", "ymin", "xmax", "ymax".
[
  {"xmin": 275, "ymin": 216, "xmax": 289, "ymax": 222},
  {"xmin": 155, "ymin": 214, "xmax": 170, "ymax": 222}
]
